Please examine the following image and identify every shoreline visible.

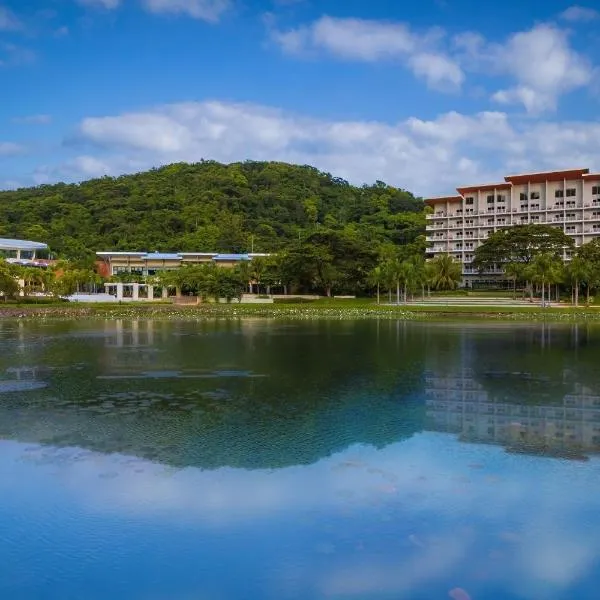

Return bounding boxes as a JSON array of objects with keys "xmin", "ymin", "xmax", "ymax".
[{"xmin": 2, "ymin": 302, "xmax": 600, "ymax": 322}]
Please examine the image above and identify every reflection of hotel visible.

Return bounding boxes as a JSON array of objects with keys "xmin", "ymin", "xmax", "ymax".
[{"xmin": 425, "ymin": 370, "xmax": 600, "ymax": 455}]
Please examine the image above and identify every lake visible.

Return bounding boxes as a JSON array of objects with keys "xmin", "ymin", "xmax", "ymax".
[{"xmin": 1, "ymin": 319, "xmax": 600, "ymax": 599}]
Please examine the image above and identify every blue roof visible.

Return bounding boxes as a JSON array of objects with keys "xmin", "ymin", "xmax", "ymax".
[
  {"xmin": 0, "ymin": 238, "xmax": 48, "ymax": 251},
  {"xmin": 141, "ymin": 253, "xmax": 182, "ymax": 260},
  {"xmin": 213, "ymin": 254, "xmax": 250, "ymax": 261}
]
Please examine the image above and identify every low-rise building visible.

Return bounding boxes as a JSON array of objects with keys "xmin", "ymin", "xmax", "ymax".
[
  {"xmin": 425, "ymin": 168, "xmax": 600, "ymax": 285},
  {"xmin": 95, "ymin": 251, "xmax": 270, "ymax": 278},
  {"xmin": 0, "ymin": 238, "xmax": 50, "ymax": 267}
]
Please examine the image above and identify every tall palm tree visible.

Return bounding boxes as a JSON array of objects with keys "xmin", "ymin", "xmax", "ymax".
[
  {"xmin": 250, "ymin": 256, "xmax": 267, "ymax": 295},
  {"xmin": 529, "ymin": 253, "xmax": 562, "ymax": 306},
  {"xmin": 565, "ymin": 257, "xmax": 590, "ymax": 307},
  {"xmin": 367, "ymin": 265, "xmax": 384, "ymax": 304},
  {"xmin": 429, "ymin": 254, "xmax": 462, "ymax": 291},
  {"xmin": 504, "ymin": 262, "xmax": 524, "ymax": 299}
]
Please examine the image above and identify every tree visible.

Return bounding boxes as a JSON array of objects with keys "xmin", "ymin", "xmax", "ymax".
[
  {"xmin": 367, "ymin": 265, "xmax": 384, "ymax": 304},
  {"xmin": 527, "ymin": 253, "xmax": 562, "ymax": 306},
  {"xmin": 565, "ymin": 257, "xmax": 590, "ymax": 307},
  {"xmin": 504, "ymin": 262, "xmax": 525, "ymax": 299},
  {"xmin": 473, "ymin": 224, "xmax": 574, "ymax": 272},
  {"xmin": 428, "ymin": 254, "xmax": 462, "ymax": 291},
  {"xmin": 0, "ymin": 260, "xmax": 19, "ymax": 301},
  {"xmin": 250, "ymin": 256, "xmax": 267, "ymax": 295}
]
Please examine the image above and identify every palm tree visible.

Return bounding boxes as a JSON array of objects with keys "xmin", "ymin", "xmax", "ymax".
[
  {"xmin": 250, "ymin": 256, "xmax": 267, "ymax": 295},
  {"xmin": 367, "ymin": 265, "xmax": 384, "ymax": 304},
  {"xmin": 504, "ymin": 262, "xmax": 524, "ymax": 299},
  {"xmin": 529, "ymin": 253, "xmax": 561, "ymax": 306},
  {"xmin": 381, "ymin": 259, "xmax": 398, "ymax": 304},
  {"xmin": 429, "ymin": 254, "xmax": 462, "ymax": 291},
  {"xmin": 565, "ymin": 257, "xmax": 590, "ymax": 307}
]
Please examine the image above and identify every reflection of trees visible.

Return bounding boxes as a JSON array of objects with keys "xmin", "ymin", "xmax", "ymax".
[{"xmin": 0, "ymin": 320, "xmax": 426, "ymax": 469}]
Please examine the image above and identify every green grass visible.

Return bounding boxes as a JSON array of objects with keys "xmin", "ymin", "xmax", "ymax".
[{"xmin": 2, "ymin": 298, "xmax": 600, "ymax": 322}]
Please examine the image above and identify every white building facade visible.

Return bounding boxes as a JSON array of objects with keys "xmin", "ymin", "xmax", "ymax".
[{"xmin": 425, "ymin": 169, "xmax": 600, "ymax": 286}]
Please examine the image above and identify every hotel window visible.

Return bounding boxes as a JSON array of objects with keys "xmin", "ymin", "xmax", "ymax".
[
  {"xmin": 487, "ymin": 219, "xmax": 494, "ymax": 225},
  {"xmin": 593, "ymin": 186, "xmax": 600, "ymax": 195},
  {"xmin": 566, "ymin": 226, "xmax": 575, "ymax": 232},
  {"xmin": 496, "ymin": 195, "xmax": 506, "ymax": 202},
  {"xmin": 566, "ymin": 188, "xmax": 576, "ymax": 197},
  {"xmin": 555, "ymin": 189, "xmax": 564, "ymax": 198},
  {"xmin": 519, "ymin": 192, "xmax": 527, "ymax": 201},
  {"xmin": 497, "ymin": 218, "xmax": 506, "ymax": 224},
  {"xmin": 487, "ymin": 195, "xmax": 494, "ymax": 203},
  {"xmin": 465, "ymin": 197, "xmax": 474, "ymax": 205},
  {"xmin": 530, "ymin": 191, "xmax": 540, "ymax": 200}
]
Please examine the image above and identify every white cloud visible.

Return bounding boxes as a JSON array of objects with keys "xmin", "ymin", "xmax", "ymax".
[
  {"xmin": 58, "ymin": 99, "xmax": 600, "ymax": 196},
  {"xmin": 0, "ymin": 43, "xmax": 36, "ymax": 66},
  {"xmin": 141, "ymin": 0, "xmax": 231, "ymax": 22},
  {"xmin": 456, "ymin": 24, "xmax": 593, "ymax": 113},
  {"xmin": 12, "ymin": 114, "xmax": 52, "ymax": 125},
  {"xmin": 0, "ymin": 142, "xmax": 25, "ymax": 156},
  {"xmin": 271, "ymin": 16, "xmax": 464, "ymax": 92},
  {"xmin": 75, "ymin": 0, "xmax": 121, "ymax": 9},
  {"xmin": 560, "ymin": 5, "xmax": 600, "ymax": 22},
  {"xmin": 0, "ymin": 5, "xmax": 21, "ymax": 30}
]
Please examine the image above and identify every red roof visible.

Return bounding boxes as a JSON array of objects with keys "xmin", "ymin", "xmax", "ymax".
[
  {"xmin": 584, "ymin": 173, "xmax": 600, "ymax": 182},
  {"xmin": 504, "ymin": 169, "xmax": 589, "ymax": 185},
  {"xmin": 456, "ymin": 183, "xmax": 511, "ymax": 195}
]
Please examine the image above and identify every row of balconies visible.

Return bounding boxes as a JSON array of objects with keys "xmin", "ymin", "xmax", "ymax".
[
  {"xmin": 427, "ymin": 215, "xmax": 600, "ymax": 231},
  {"xmin": 428, "ymin": 203, "xmax": 600, "ymax": 219}
]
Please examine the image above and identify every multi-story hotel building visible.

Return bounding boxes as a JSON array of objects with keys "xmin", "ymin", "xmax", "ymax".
[{"xmin": 425, "ymin": 168, "xmax": 600, "ymax": 286}]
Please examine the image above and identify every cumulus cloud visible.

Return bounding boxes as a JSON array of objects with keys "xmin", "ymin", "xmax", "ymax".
[
  {"xmin": 456, "ymin": 24, "xmax": 593, "ymax": 113},
  {"xmin": 0, "ymin": 142, "xmax": 25, "ymax": 156},
  {"xmin": 75, "ymin": 0, "xmax": 121, "ymax": 8},
  {"xmin": 141, "ymin": 0, "xmax": 231, "ymax": 22},
  {"xmin": 270, "ymin": 16, "xmax": 464, "ymax": 92},
  {"xmin": 560, "ymin": 5, "xmax": 600, "ymax": 22},
  {"xmin": 12, "ymin": 114, "xmax": 52, "ymax": 125},
  {"xmin": 0, "ymin": 5, "xmax": 21, "ymax": 30},
  {"xmin": 57, "ymin": 100, "xmax": 600, "ymax": 196}
]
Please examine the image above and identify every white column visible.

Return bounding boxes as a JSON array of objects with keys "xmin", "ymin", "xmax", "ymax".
[
  {"xmin": 132, "ymin": 283, "xmax": 139, "ymax": 301},
  {"xmin": 147, "ymin": 285, "xmax": 154, "ymax": 301},
  {"xmin": 116, "ymin": 283, "xmax": 124, "ymax": 301},
  {"xmin": 162, "ymin": 286, "xmax": 168, "ymax": 299}
]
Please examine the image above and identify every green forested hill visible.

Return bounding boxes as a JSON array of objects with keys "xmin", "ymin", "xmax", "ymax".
[{"xmin": 0, "ymin": 160, "xmax": 425, "ymax": 260}]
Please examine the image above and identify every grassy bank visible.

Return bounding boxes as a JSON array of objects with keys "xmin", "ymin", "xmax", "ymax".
[{"xmin": 2, "ymin": 299, "xmax": 600, "ymax": 322}]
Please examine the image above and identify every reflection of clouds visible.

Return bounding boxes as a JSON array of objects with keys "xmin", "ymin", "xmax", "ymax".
[
  {"xmin": 319, "ymin": 537, "xmax": 468, "ymax": 597},
  {"xmin": 4, "ymin": 433, "xmax": 600, "ymax": 598}
]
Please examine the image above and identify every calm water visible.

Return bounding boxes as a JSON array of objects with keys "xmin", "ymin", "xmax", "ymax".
[{"xmin": 1, "ymin": 319, "xmax": 600, "ymax": 599}]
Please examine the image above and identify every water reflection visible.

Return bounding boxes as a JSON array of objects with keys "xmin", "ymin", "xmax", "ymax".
[{"xmin": 1, "ymin": 320, "xmax": 600, "ymax": 599}]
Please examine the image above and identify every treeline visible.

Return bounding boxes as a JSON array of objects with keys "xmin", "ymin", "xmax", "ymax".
[{"xmin": 0, "ymin": 160, "xmax": 424, "ymax": 260}]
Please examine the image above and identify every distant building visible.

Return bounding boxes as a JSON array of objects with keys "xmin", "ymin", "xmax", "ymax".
[
  {"xmin": 425, "ymin": 168, "xmax": 600, "ymax": 285},
  {"xmin": 0, "ymin": 238, "xmax": 50, "ymax": 268},
  {"xmin": 95, "ymin": 251, "xmax": 271, "ymax": 278}
]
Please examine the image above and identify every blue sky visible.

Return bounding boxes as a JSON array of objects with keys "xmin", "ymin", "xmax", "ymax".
[{"xmin": 1, "ymin": 0, "xmax": 599, "ymax": 196}]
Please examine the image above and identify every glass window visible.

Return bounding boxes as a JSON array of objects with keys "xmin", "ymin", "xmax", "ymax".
[
  {"xmin": 519, "ymin": 192, "xmax": 527, "ymax": 201},
  {"xmin": 465, "ymin": 197, "xmax": 474, "ymax": 205},
  {"xmin": 555, "ymin": 189, "xmax": 564, "ymax": 198},
  {"xmin": 592, "ymin": 186, "xmax": 600, "ymax": 195},
  {"xmin": 487, "ymin": 195, "xmax": 494, "ymax": 203},
  {"xmin": 530, "ymin": 191, "xmax": 540, "ymax": 200},
  {"xmin": 496, "ymin": 195, "xmax": 505, "ymax": 202},
  {"xmin": 566, "ymin": 188, "xmax": 576, "ymax": 197}
]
